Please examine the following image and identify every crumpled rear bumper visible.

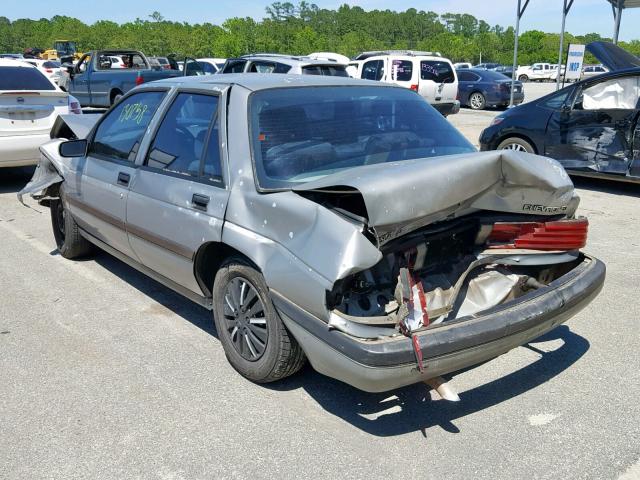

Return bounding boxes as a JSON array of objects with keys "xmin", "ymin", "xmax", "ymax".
[{"xmin": 272, "ymin": 254, "xmax": 605, "ymax": 392}]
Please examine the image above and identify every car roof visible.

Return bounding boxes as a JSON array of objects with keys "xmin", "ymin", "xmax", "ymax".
[
  {"xmin": 0, "ymin": 58, "xmax": 38, "ymax": 68},
  {"xmin": 234, "ymin": 54, "xmax": 346, "ymax": 67},
  {"xmin": 149, "ymin": 72, "xmax": 396, "ymax": 91}
]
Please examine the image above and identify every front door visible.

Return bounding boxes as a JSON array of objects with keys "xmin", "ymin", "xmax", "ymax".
[
  {"xmin": 126, "ymin": 89, "xmax": 230, "ymax": 295},
  {"xmin": 546, "ymin": 75, "xmax": 640, "ymax": 173},
  {"xmin": 69, "ymin": 54, "xmax": 91, "ymax": 105},
  {"xmin": 69, "ymin": 89, "xmax": 167, "ymax": 259}
]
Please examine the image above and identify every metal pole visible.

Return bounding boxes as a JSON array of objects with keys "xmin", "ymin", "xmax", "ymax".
[
  {"xmin": 613, "ymin": 0, "xmax": 623, "ymax": 44},
  {"xmin": 556, "ymin": 0, "xmax": 573, "ymax": 91},
  {"xmin": 510, "ymin": 0, "xmax": 523, "ymax": 107}
]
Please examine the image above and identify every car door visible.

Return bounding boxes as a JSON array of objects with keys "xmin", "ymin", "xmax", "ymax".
[
  {"xmin": 69, "ymin": 89, "xmax": 168, "ymax": 259},
  {"xmin": 126, "ymin": 88, "xmax": 230, "ymax": 295},
  {"xmin": 457, "ymin": 70, "xmax": 480, "ymax": 105},
  {"xmin": 69, "ymin": 54, "xmax": 91, "ymax": 104},
  {"xmin": 545, "ymin": 75, "xmax": 640, "ymax": 173}
]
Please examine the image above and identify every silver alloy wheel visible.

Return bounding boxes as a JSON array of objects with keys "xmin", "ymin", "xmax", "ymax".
[
  {"xmin": 469, "ymin": 92, "xmax": 484, "ymax": 110},
  {"xmin": 222, "ymin": 277, "xmax": 268, "ymax": 361},
  {"xmin": 501, "ymin": 142, "xmax": 528, "ymax": 152}
]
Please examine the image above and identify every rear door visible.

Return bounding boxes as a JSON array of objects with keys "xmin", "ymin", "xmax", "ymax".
[
  {"xmin": 418, "ymin": 59, "xmax": 457, "ymax": 105},
  {"xmin": 546, "ymin": 75, "xmax": 640, "ymax": 174},
  {"xmin": 69, "ymin": 54, "xmax": 91, "ymax": 104},
  {"xmin": 70, "ymin": 89, "xmax": 167, "ymax": 259},
  {"xmin": 126, "ymin": 88, "xmax": 230, "ymax": 294}
]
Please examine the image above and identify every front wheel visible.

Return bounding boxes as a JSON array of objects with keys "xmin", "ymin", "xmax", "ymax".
[
  {"xmin": 497, "ymin": 137, "xmax": 535, "ymax": 154},
  {"xmin": 469, "ymin": 92, "xmax": 486, "ymax": 110},
  {"xmin": 50, "ymin": 186, "xmax": 94, "ymax": 259},
  {"xmin": 518, "ymin": 74, "xmax": 529, "ymax": 82},
  {"xmin": 212, "ymin": 258, "xmax": 306, "ymax": 383}
]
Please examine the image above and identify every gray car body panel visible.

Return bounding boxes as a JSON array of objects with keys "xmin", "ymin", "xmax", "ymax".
[{"xmin": 19, "ymin": 74, "xmax": 602, "ymax": 391}]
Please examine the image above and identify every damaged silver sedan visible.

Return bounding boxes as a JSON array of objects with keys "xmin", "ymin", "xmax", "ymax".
[{"xmin": 19, "ymin": 74, "xmax": 605, "ymax": 394}]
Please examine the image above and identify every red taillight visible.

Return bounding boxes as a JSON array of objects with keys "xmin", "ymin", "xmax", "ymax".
[
  {"xmin": 135, "ymin": 75, "xmax": 144, "ymax": 86},
  {"xmin": 410, "ymin": 84, "xmax": 419, "ymax": 92},
  {"xmin": 45, "ymin": 69, "xmax": 53, "ymax": 73},
  {"xmin": 487, "ymin": 218, "xmax": 588, "ymax": 251}
]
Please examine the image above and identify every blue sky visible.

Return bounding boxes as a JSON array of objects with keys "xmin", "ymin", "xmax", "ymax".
[{"xmin": 4, "ymin": 0, "xmax": 639, "ymax": 41}]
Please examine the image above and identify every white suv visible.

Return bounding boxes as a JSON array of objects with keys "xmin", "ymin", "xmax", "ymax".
[{"xmin": 352, "ymin": 51, "xmax": 460, "ymax": 116}]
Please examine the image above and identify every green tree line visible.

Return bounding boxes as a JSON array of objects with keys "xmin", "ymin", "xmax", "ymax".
[{"xmin": 1, "ymin": 2, "xmax": 638, "ymax": 64}]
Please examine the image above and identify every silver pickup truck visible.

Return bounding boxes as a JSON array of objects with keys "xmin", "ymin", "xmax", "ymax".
[
  {"xmin": 60, "ymin": 50, "xmax": 202, "ymax": 108},
  {"xmin": 20, "ymin": 74, "xmax": 604, "ymax": 395}
]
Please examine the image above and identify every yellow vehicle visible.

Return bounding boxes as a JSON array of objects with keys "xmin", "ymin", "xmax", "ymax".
[{"xmin": 41, "ymin": 41, "xmax": 82, "ymax": 62}]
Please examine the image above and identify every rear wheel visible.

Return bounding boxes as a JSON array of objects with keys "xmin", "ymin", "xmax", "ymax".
[
  {"xmin": 50, "ymin": 186, "xmax": 94, "ymax": 259},
  {"xmin": 469, "ymin": 92, "xmax": 486, "ymax": 110},
  {"xmin": 497, "ymin": 137, "xmax": 535, "ymax": 154},
  {"xmin": 212, "ymin": 258, "xmax": 305, "ymax": 383}
]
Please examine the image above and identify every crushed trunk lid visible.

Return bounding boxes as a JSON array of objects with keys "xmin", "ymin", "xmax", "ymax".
[{"xmin": 293, "ymin": 149, "xmax": 578, "ymax": 245}]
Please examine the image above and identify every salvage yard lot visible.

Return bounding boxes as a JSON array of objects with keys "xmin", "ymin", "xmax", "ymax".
[{"xmin": 1, "ymin": 83, "xmax": 639, "ymax": 479}]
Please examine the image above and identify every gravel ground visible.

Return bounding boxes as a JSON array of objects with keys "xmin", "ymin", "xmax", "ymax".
[{"xmin": 1, "ymin": 79, "xmax": 639, "ymax": 479}]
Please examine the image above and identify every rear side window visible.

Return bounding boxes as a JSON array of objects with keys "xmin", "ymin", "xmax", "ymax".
[
  {"xmin": 90, "ymin": 91, "xmax": 165, "ymax": 162},
  {"xmin": 420, "ymin": 61, "xmax": 455, "ymax": 83},
  {"xmin": 391, "ymin": 60, "xmax": 413, "ymax": 81},
  {"xmin": 248, "ymin": 61, "xmax": 291, "ymax": 74},
  {"xmin": 457, "ymin": 71, "xmax": 479, "ymax": 82},
  {"xmin": 361, "ymin": 60, "xmax": 384, "ymax": 81},
  {"xmin": 146, "ymin": 93, "xmax": 221, "ymax": 180},
  {"xmin": 302, "ymin": 65, "xmax": 349, "ymax": 77},
  {"xmin": 0, "ymin": 67, "xmax": 55, "ymax": 90}
]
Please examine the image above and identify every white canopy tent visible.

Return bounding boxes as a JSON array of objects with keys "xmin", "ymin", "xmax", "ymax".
[{"xmin": 509, "ymin": 0, "xmax": 640, "ymax": 105}]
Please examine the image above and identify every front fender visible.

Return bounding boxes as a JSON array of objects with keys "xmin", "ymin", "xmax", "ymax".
[{"xmin": 17, "ymin": 141, "xmax": 66, "ymax": 207}]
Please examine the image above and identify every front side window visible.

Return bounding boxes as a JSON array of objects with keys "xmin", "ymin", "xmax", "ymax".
[
  {"xmin": 541, "ymin": 89, "xmax": 570, "ymax": 110},
  {"xmin": 391, "ymin": 60, "xmax": 413, "ymax": 82},
  {"xmin": 581, "ymin": 76, "xmax": 640, "ymax": 110},
  {"xmin": 90, "ymin": 91, "xmax": 166, "ymax": 162},
  {"xmin": 361, "ymin": 60, "xmax": 384, "ymax": 81},
  {"xmin": 146, "ymin": 93, "xmax": 220, "ymax": 179},
  {"xmin": 250, "ymin": 86, "xmax": 475, "ymax": 190},
  {"xmin": 420, "ymin": 61, "xmax": 455, "ymax": 83}
]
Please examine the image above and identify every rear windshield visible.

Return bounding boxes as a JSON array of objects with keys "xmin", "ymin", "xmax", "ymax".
[
  {"xmin": 250, "ymin": 86, "xmax": 475, "ymax": 189},
  {"xmin": 420, "ymin": 61, "xmax": 455, "ymax": 83},
  {"xmin": 302, "ymin": 65, "xmax": 349, "ymax": 77},
  {"xmin": 0, "ymin": 67, "xmax": 55, "ymax": 90},
  {"xmin": 42, "ymin": 61, "xmax": 61, "ymax": 68}
]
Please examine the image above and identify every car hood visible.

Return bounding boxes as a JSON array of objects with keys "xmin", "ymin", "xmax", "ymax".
[
  {"xmin": 50, "ymin": 113, "xmax": 102, "ymax": 140},
  {"xmin": 293, "ymin": 150, "xmax": 578, "ymax": 245},
  {"xmin": 585, "ymin": 41, "xmax": 640, "ymax": 71}
]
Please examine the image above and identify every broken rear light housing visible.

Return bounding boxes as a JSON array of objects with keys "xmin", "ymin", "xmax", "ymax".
[{"xmin": 487, "ymin": 218, "xmax": 588, "ymax": 251}]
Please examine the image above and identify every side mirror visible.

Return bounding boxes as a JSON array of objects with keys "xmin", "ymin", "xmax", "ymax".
[{"xmin": 59, "ymin": 139, "xmax": 88, "ymax": 158}]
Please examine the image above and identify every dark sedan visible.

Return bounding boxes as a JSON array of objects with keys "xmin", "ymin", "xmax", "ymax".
[
  {"xmin": 457, "ymin": 69, "xmax": 524, "ymax": 110},
  {"xmin": 479, "ymin": 42, "xmax": 640, "ymax": 183}
]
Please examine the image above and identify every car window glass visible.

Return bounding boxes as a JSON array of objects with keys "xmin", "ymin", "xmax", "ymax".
[
  {"xmin": 420, "ymin": 61, "xmax": 455, "ymax": 83},
  {"xmin": 0, "ymin": 67, "xmax": 56, "ymax": 90},
  {"xmin": 76, "ymin": 55, "xmax": 89, "ymax": 73},
  {"xmin": 361, "ymin": 60, "xmax": 384, "ymax": 81},
  {"xmin": 391, "ymin": 60, "xmax": 413, "ymax": 81},
  {"xmin": 541, "ymin": 90, "xmax": 570, "ymax": 109},
  {"xmin": 581, "ymin": 77, "xmax": 640, "ymax": 110},
  {"xmin": 198, "ymin": 61, "xmax": 216, "ymax": 74},
  {"xmin": 203, "ymin": 112, "xmax": 223, "ymax": 183},
  {"xmin": 250, "ymin": 86, "xmax": 475, "ymax": 190},
  {"xmin": 249, "ymin": 61, "xmax": 277, "ymax": 73},
  {"xmin": 146, "ymin": 93, "xmax": 219, "ymax": 177},
  {"xmin": 302, "ymin": 65, "xmax": 348, "ymax": 76},
  {"xmin": 223, "ymin": 60, "xmax": 247, "ymax": 73},
  {"xmin": 90, "ymin": 91, "xmax": 165, "ymax": 162}
]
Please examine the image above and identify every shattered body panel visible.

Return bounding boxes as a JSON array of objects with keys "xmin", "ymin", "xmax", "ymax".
[
  {"xmin": 480, "ymin": 42, "xmax": 640, "ymax": 183},
  {"xmin": 19, "ymin": 74, "xmax": 605, "ymax": 393}
]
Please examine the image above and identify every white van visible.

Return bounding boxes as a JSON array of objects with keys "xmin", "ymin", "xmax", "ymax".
[{"xmin": 353, "ymin": 51, "xmax": 460, "ymax": 115}]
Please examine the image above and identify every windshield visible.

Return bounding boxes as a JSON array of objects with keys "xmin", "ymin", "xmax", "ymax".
[{"xmin": 250, "ymin": 86, "xmax": 475, "ymax": 189}]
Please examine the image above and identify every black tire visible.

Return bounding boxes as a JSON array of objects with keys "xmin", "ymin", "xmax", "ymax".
[
  {"xmin": 497, "ymin": 137, "xmax": 536, "ymax": 154},
  {"xmin": 468, "ymin": 91, "xmax": 486, "ymax": 110},
  {"xmin": 50, "ymin": 185, "xmax": 94, "ymax": 259},
  {"xmin": 518, "ymin": 74, "xmax": 529, "ymax": 82},
  {"xmin": 212, "ymin": 258, "xmax": 306, "ymax": 383},
  {"xmin": 111, "ymin": 91, "xmax": 123, "ymax": 105}
]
